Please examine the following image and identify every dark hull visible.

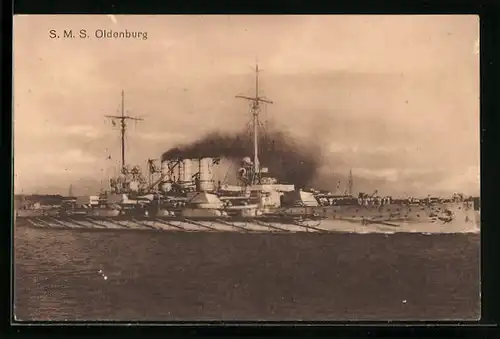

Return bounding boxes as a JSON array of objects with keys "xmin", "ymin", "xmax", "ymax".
[
  {"xmin": 289, "ymin": 201, "xmax": 476, "ymax": 224},
  {"xmin": 14, "ymin": 200, "xmax": 477, "ymax": 234},
  {"xmin": 14, "ymin": 204, "xmax": 479, "ymax": 234}
]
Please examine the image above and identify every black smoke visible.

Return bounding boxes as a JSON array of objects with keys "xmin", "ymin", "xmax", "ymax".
[{"xmin": 161, "ymin": 128, "xmax": 322, "ymax": 188}]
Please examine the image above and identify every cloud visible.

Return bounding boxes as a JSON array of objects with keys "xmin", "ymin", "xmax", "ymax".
[
  {"xmin": 13, "ymin": 15, "xmax": 479, "ymax": 195},
  {"xmin": 328, "ymin": 143, "xmax": 422, "ymax": 155},
  {"xmin": 64, "ymin": 125, "xmax": 102, "ymax": 139},
  {"xmin": 15, "ymin": 149, "xmax": 98, "ymax": 175},
  {"xmin": 19, "ymin": 124, "xmax": 104, "ymax": 139},
  {"xmin": 350, "ymin": 168, "xmax": 431, "ymax": 182},
  {"xmin": 15, "ymin": 149, "xmax": 96, "ymax": 188},
  {"xmin": 134, "ymin": 131, "xmax": 187, "ymax": 142},
  {"xmin": 314, "ymin": 164, "xmax": 480, "ymax": 197}
]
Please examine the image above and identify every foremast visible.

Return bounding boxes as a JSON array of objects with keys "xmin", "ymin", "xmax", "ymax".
[
  {"xmin": 105, "ymin": 90, "xmax": 145, "ymax": 194},
  {"xmin": 105, "ymin": 90, "xmax": 143, "ymax": 174}
]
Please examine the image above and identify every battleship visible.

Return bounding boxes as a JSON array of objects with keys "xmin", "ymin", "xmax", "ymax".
[{"xmin": 14, "ymin": 65, "xmax": 480, "ymax": 234}]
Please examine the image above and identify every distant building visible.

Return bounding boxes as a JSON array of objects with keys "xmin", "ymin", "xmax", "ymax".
[{"xmin": 473, "ymin": 197, "xmax": 480, "ymax": 210}]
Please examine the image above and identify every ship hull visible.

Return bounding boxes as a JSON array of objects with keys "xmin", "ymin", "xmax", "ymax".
[
  {"xmin": 15, "ymin": 201, "xmax": 479, "ymax": 234},
  {"xmin": 281, "ymin": 201, "xmax": 476, "ymax": 223}
]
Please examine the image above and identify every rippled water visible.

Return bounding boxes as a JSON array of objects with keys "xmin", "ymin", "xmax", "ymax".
[{"xmin": 14, "ymin": 225, "xmax": 480, "ymax": 321}]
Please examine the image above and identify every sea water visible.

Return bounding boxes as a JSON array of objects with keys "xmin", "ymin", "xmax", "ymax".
[{"xmin": 14, "ymin": 225, "xmax": 480, "ymax": 321}]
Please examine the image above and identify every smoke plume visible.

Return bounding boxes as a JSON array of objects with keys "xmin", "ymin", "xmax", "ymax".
[{"xmin": 161, "ymin": 128, "xmax": 322, "ymax": 188}]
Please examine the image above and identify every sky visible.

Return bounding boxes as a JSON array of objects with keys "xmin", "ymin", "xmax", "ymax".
[{"xmin": 13, "ymin": 15, "xmax": 480, "ymax": 197}]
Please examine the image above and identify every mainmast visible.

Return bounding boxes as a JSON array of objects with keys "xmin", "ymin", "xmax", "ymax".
[
  {"xmin": 106, "ymin": 90, "xmax": 143, "ymax": 174},
  {"xmin": 236, "ymin": 63, "xmax": 273, "ymax": 184}
]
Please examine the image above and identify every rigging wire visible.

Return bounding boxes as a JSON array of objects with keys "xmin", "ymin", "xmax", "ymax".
[{"xmin": 221, "ymin": 162, "xmax": 233, "ymax": 185}]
